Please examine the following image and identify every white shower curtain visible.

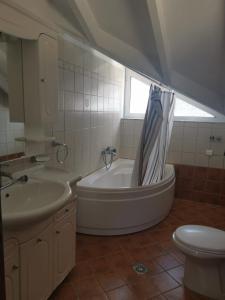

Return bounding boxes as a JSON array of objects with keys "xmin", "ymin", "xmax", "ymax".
[{"xmin": 131, "ymin": 86, "xmax": 174, "ymax": 186}]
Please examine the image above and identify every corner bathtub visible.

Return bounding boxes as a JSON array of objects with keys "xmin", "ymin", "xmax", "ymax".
[{"xmin": 77, "ymin": 159, "xmax": 175, "ymax": 235}]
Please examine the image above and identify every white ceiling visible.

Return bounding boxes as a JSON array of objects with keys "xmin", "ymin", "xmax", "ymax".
[{"xmin": 54, "ymin": 0, "xmax": 225, "ymax": 115}]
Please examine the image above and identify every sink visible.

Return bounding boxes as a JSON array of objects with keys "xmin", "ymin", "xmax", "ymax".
[{"xmin": 1, "ymin": 177, "xmax": 72, "ymax": 228}]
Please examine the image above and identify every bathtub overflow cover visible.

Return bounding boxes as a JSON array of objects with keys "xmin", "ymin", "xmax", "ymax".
[{"xmin": 132, "ymin": 263, "xmax": 149, "ymax": 274}]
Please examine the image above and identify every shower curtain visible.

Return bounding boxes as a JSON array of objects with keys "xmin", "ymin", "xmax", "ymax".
[{"xmin": 131, "ymin": 85, "xmax": 174, "ymax": 186}]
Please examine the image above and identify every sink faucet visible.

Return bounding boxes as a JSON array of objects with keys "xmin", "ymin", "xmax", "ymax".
[{"xmin": 0, "ymin": 173, "xmax": 29, "ymax": 191}]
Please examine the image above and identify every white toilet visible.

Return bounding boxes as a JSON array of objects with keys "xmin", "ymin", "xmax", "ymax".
[{"xmin": 173, "ymin": 225, "xmax": 225, "ymax": 299}]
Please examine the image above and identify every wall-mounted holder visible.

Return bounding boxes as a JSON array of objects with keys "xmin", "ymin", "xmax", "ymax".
[
  {"xmin": 209, "ymin": 136, "xmax": 222, "ymax": 142},
  {"xmin": 15, "ymin": 136, "xmax": 55, "ymax": 143},
  {"xmin": 52, "ymin": 141, "xmax": 69, "ymax": 164}
]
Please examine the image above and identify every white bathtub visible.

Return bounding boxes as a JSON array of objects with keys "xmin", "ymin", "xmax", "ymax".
[{"xmin": 77, "ymin": 159, "xmax": 175, "ymax": 235}]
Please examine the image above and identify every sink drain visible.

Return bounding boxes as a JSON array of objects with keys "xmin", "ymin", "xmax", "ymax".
[{"xmin": 132, "ymin": 263, "xmax": 149, "ymax": 274}]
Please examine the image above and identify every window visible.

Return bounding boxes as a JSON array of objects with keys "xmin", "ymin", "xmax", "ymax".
[
  {"xmin": 124, "ymin": 68, "xmax": 225, "ymax": 122},
  {"xmin": 130, "ymin": 77, "xmax": 149, "ymax": 114},
  {"xmin": 124, "ymin": 69, "xmax": 151, "ymax": 118},
  {"xmin": 174, "ymin": 98, "xmax": 214, "ymax": 118}
]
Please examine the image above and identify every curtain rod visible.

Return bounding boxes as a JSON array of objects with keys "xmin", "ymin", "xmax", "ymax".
[{"xmin": 134, "ymin": 69, "xmax": 172, "ymax": 92}]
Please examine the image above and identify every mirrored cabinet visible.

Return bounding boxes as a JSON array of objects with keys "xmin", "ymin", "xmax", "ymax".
[
  {"xmin": 0, "ymin": 32, "xmax": 58, "ymax": 161},
  {"xmin": 0, "ymin": 35, "xmax": 25, "ymax": 160}
]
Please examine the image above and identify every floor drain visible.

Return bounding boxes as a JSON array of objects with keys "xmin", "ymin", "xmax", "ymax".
[{"xmin": 132, "ymin": 263, "xmax": 149, "ymax": 274}]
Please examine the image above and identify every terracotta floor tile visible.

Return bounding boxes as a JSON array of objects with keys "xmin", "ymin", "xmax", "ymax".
[
  {"xmin": 160, "ymin": 240, "xmax": 176, "ymax": 252},
  {"xmin": 117, "ymin": 265, "xmax": 139, "ymax": 284},
  {"xmin": 91, "ymin": 257, "xmax": 113, "ymax": 274},
  {"xmin": 168, "ymin": 265, "xmax": 184, "ymax": 284},
  {"xmin": 151, "ymin": 295, "xmax": 167, "ymax": 300},
  {"xmin": 128, "ymin": 276, "xmax": 161, "ymax": 299},
  {"xmin": 76, "ymin": 247, "xmax": 93, "ymax": 262},
  {"xmin": 76, "ymin": 277, "xmax": 108, "ymax": 299},
  {"xmin": 163, "ymin": 286, "xmax": 185, "ymax": 299},
  {"xmin": 105, "ymin": 251, "xmax": 134, "ymax": 271},
  {"xmin": 139, "ymin": 259, "xmax": 164, "ymax": 275},
  {"xmin": 151, "ymin": 272, "xmax": 180, "ymax": 293},
  {"xmin": 163, "ymin": 286, "xmax": 212, "ymax": 300},
  {"xmin": 156, "ymin": 254, "xmax": 182, "ymax": 270},
  {"xmin": 52, "ymin": 282, "xmax": 78, "ymax": 300},
  {"xmin": 169, "ymin": 249, "xmax": 186, "ymax": 263},
  {"xmin": 69, "ymin": 261, "xmax": 94, "ymax": 281},
  {"xmin": 52, "ymin": 200, "xmax": 225, "ymax": 300},
  {"xmin": 107, "ymin": 285, "xmax": 138, "ymax": 300},
  {"xmin": 96, "ymin": 271, "xmax": 126, "ymax": 291},
  {"xmin": 131, "ymin": 244, "xmax": 165, "ymax": 262}
]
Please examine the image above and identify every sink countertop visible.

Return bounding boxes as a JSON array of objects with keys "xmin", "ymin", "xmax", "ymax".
[
  {"xmin": 14, "ymin": 165, "xmax": 82, "ymax": 187},
  {"xmin": 32, "ymin": 167, "xmax": 82, "ymax": 185},
  {"xmin": 2, "ymin": 165, "xmax": 82, "ymax": 229}
]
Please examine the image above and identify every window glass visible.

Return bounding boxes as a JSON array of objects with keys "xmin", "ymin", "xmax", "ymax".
[
  {"xmin": 174, "ymin": 98, "xmax": 214, "ymax": 118},
  {"xmin": 130, "ymin": 77, "xmax": 150, "ymax": 113}
]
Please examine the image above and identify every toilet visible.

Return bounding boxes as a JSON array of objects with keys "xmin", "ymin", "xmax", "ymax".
[{"xmin": 173, "ymin": 225, "xmax": 225, "ymax": 299}]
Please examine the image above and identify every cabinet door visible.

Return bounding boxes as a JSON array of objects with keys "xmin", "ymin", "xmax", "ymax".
[
  {"xmin": 54, "ymin": 212, "xmax": 76, "ymax": 287},
  {"xmin": 5, "ymin": 259, "xmax": 20, "ymax": 300},
  {"xmin": 4, "ymin": 240, "xmax": 19, "ymax": 300},
  {"xmin": 38, "ymin": 34, "xmax": 58, "ymax": 123},
  {"xmin": 20, "ymin": 225, "xmax": 53, "ymax": 300}
]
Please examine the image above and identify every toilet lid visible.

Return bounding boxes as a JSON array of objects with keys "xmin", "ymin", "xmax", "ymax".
[{"xmin": 174, "ymin": 225, "xmax": 225, "ymax": 254}]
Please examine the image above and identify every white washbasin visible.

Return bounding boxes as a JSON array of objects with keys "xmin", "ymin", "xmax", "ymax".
[{"xmin": 1, "ymin": 177, "xmax": 72, "ymax": 228}]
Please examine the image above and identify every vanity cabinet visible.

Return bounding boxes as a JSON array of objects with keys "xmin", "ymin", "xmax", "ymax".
[
  {"xmin": 54, "ymin": 207, "xmax": 76, "ymax": 287},
  {"xmin": 4, "ymin": 239, "xmax": 20, "ymax": 300},
  {"xmin": 4, "ymin": 201, "xmax": 76, "ymax": 300},
  {"xmin": 20, "ymin": 224, "xmax": 53, "ymax": 300}
]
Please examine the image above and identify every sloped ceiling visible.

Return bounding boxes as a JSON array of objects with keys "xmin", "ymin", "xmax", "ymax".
[{"xmin": 54, "ymin": 0, "xmax": 225, "ymax": 114}]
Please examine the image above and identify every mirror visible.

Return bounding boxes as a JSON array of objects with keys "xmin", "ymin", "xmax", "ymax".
[{"xmin": 0, "ymin": 34, "xmax": 25, "ymax": 161}]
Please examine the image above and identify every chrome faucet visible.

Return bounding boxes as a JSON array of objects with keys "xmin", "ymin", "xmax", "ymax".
[{"xmin": 0, "ymin": 170, "xmax": 29, "ymax": 191}]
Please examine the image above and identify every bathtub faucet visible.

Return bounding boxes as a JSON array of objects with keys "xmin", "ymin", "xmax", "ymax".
[{"xmin": 102, "ymin": 146, "xmax": 117, "ymax": 169}]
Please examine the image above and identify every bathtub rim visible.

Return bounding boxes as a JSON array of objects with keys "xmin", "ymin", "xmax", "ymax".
[{"xmin": 77, "ymin": 159, "xmax": 175, "ymax": 193}]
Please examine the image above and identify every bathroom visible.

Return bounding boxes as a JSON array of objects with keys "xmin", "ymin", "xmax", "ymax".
[{"xmin": 1, "ymin": 1, "xmax": 225, "ymax": 300}]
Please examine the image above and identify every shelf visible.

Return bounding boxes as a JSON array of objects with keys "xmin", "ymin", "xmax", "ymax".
[{"xmin": 15, "ymin": 136, "xmax": 56, "ymax": 143}]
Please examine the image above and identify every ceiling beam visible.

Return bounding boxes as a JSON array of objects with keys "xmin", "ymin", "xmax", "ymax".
[
  {"xmin": 146, "ymin": 0, "xmax": 172, "ymax": 85},
  {"xmin": 67, "ymin": 0, "xmax": 161, "ymax": 81}
]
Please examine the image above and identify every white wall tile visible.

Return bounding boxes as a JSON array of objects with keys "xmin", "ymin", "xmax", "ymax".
[
  {"xmin": 169, "ymin": 126, "xmax": 183, "ymax": 152},
  {"xmin": 75, "ymin": 67, "xmax": 84, "ymax": 93},
  {"xmin": 75, "ymin": 93, "xmax": 84, "ymax": 112},
  {"xmin": 47, "ymin": 36, "xmax": 125, "ymax": 175},
  {"xmin": 64, "ymin": 91, "xmax": 75, "ymax": 111},
  {"xmin": 181, "ymin": 152, "xmax": 195, "ymax": 165},
  {"xmin": 63, "ymin": 69, "xmax": 74, "ymax": 92},
  {"xmin": 167, "ymin": 151, "xmax": 182, "ymax": 164},
  {"xmin": 183, "ymin": 127, "xmax": 197, "ymax": 153},
  {"xmin": 209, "ymin": 156, "xmax": 224, "ymax": 168},
  {"xmin": 196, "ymin": 127, "xmax": 211, "ymax": 154},
  {"xmin": 195, "ymin": 154, "xmax": 209, "ymax": 167}
]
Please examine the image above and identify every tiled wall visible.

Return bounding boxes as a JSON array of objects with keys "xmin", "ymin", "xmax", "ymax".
[
  {"xmin": 46, "ymin": 35, "xmax": 125, "ymax": 176},
  {"xmin": 0, "ymin": 89, "xmax": 24, "ymax": 157},
  {"xmin": 175, "ymin": 164, "xmax": 225, "ymax": 206},
  {"xmin": 120, "ymin": 119, "xmax": 225, "ymax": 169}
]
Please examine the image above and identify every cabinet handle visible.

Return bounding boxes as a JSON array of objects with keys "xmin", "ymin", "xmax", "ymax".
[
  {"xmin": 40, "ymin": 78, "xmax": 46, "ymax": 83},
  {"xmin": 12, "ymin": 265, "xmax": 19, "ymax": 271},
  {"xmin": 56, "ymin": 230, "xmax": 60, "ymax": 234},
  {"xmin": 65, "ymin": 208, "xmax": 69, "ymax": 213},
  {"xmin": 36, "ymin": 238, "xmax": 42, "ymax": 243}
]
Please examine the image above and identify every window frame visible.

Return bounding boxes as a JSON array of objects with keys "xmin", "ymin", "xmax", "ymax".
[
  {"xmin": 124, "ymin": 68, "xmax": 225, "ymax": 123},
  {"xmin": 174, "ymin": 92, "xmax": 225, "ymax": 123},
  {"xmin": 124, "ymin": 68, "xmax": 152, "ymax": 119}
]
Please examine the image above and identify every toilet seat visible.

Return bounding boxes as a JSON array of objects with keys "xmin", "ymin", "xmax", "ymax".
[{"xmin": 173, "ymin": 225, "xmax": 225, "ymax": 258}]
